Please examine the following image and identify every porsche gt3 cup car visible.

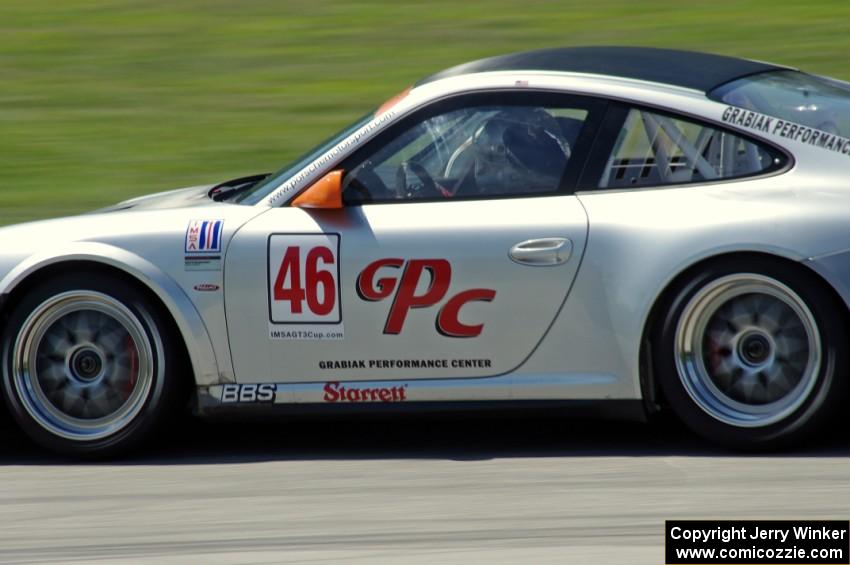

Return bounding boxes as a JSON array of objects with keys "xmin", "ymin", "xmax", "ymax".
[{"xmin": 5, "ymin": 46, "xmax": 850, "ymax": 456}]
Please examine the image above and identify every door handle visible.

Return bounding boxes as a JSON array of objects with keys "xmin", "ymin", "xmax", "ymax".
[{"xmin": 509, "ymin": 237, "xmax": 572, "ymax": 266}]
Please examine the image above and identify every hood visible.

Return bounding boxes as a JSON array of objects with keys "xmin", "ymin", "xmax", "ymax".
[{"xmin": 93, "ymin": 184, "xmax": 215, "ymax": 213}]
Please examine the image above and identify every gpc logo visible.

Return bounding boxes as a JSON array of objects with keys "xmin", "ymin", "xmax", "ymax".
[{"xmin": 357, "ymin": 258, "xmax": 496, "ymax": 337}]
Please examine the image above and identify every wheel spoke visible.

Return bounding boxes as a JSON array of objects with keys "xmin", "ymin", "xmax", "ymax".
[
  {"xmin": 71, "ymin": 311, "xmax": 97, "ymax": 344},
  {"xmin": 706, "ymin": 326, "xmax": 735, "ymax": 347},
  {"xmin": 59, "ymin": 384, "xmax": 85, "ymax": 415},
  {"xmin": 96, "ymin": 325, "xmax": 127, "ymax": 352},
  {"xmin": 86, "ymin": 388, "xmax": 117, "ymax": 418},
  {"xmin": 765, "ymin": 363, "xmax": 793, "ymax": 397},
  {"xmin": 733, "ymin": 371, "xmax": 759, "ymax": 403},
  {"xmin": 712, "ymin": 353, "xmax": 738, "ymax": 380},
  {"xmin": 710, "ymin": 361, "xmax": 736, "ymax": 391},
  {"xmin": 104, "ymin": 364, "xmax": 132, "ymax": 395},
  {"xmin": 727, "ymin": 298, "xmax": 756, "ymax": 330},
  {"xmin": 43, "ymin": 330, "xmax": 73, "ymax": 357},
  {"xmin": 774, "ymin": 334, "xmax": 808, "ymax": 358},
  {"xmin": 36, "ymin": 360, "xmax": 67, "ymax": 392},
  {"xmin": 759, "ymin": 299, "xmax": 785, "ymax": 333}
]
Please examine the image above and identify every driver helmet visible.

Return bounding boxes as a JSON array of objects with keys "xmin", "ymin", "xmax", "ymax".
[{"xmin": 472, "ymin": 107, "xmax": 569, "ymax": 195}]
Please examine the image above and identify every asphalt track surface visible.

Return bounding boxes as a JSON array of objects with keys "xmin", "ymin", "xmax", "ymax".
[{"xmin": 0, "ymin": 413, "xmax": 849, "ymax": 564}]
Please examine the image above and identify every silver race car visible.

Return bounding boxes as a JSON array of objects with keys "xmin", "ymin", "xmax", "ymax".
[{"xmin": 5, "ymin": 46, "xmax": 850, "ymax": 456}]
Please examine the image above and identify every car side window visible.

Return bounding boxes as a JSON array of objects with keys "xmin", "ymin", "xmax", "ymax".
[
  {"xmin": 599, "ymin": 108, "xmax": 781, "ymax": 189},
  {"xmin": 343, "ymin": 104, "xmax": 588, "ymax": 202}
]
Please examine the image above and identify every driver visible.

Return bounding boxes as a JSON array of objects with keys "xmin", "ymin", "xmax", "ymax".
[{"xmin": 471, "ymin": 108, "xmax": 570, "ymax": 195}]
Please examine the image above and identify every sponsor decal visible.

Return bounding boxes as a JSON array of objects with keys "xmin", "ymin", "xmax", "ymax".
[
  {"xmin": 220, "ymin": 383, "xmax": 276, "ymax": 403},
  {"xmin": 185, "ymin": 255, "xmax": 222, "ymax": 271},
  {"xmin": 323, "ymin": 381, "xmax": 408, "ymax": 402},
  {"xmin": 721, "ymin": 105, "xmax": 850, "ymax": 157},
  {"xmin": 267, "ymin": 110, "xmax": 397, "ymax": 206},
  {"xmin": 268, "ymin": 324, "xmax": 344, "ymax": 340},
  {"xmin": 185, "ymin": 219, "xmax": 224, "ymax": 253},
  {"xmin": 193, "ymin": 283, "xmax": 220, "ymax": 292},
  {"xmin": 268, "ymin": 234, "xmax": 341, "ymax": 323},
  {"xmin": 268, "ymin": 233, "xmax": 344, "ymax": 340},
  {"xmin": 357, "ymin": 258, "xmax": 495, "ymax": 337},
  {"xmin": 318, "ymin": 359, "xmax": 492, "ymax": 370},
  {"xmin": 720, "ymin": 106, "xmax": 775, "ymax": 134}
]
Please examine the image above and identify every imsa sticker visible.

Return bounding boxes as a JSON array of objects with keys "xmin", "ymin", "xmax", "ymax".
[{"xmin": 186, "ymin": 219, "xmax": 223, "ymax": 253}]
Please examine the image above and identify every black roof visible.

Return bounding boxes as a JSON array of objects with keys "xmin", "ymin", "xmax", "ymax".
[{"xmin": 417, "ymin": 46, "xmax": 790, "ymax": 93}]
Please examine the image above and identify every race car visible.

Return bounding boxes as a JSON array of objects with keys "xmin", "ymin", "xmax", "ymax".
[{"xmin": 4, "ymin": 46, "xmax": 850, "ymax": 456}]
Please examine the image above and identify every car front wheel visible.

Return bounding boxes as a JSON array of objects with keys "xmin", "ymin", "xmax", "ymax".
[{"xmin": 1, "ymin": 272, "xmax": 184, "ymax": 457}]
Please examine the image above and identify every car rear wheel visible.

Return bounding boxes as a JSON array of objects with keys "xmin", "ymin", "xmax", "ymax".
[
  {"xmin": 1, "ymin": 272, "xmax": 184, "ymax": 457},
  {"xmin": 654, "ymin": 257, "xmax": 848, "ymax": 449}
]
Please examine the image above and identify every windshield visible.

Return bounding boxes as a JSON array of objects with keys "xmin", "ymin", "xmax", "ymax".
[
  {"xmin": 710, "ymin": 70, "xmax": 850, "ymax": 138},
  {"xmin": 234, "ymin": 111, "xmax": 375, "ymax": 204}
]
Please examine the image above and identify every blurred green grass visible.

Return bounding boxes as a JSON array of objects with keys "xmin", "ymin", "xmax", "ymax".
[{"xmin": 2, "ymin": 0, "xmax": 850, "ymax": 224}]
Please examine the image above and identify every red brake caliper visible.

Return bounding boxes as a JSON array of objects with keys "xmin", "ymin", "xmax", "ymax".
[
  {"xmin": 706, "ymin": 334, "xmax": 722, "ymax": 375},
  {"xmin": 124, "ymin": 335, "xmax": 139, "ymax": 397}
]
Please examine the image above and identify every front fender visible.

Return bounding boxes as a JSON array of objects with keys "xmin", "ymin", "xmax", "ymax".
[{"xmin": 0, "ymin": 242, "xmax": 221, "ymax": 386}]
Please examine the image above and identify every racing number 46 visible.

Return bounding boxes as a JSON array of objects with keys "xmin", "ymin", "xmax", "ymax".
[
  {"xmin": 273, "ymin": 246, "xmax": 336, "ymax": 315},
  {"xmin": 268, "ymin": 234, "xmax": 341, "ymax": 323}
]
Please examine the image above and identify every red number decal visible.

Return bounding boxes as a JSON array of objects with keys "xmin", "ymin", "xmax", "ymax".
[
  {"xmin": 273, "ymin": 246, "xmax": 305, "ymax": 313},
  {"xmin": 305, "ymin": 246, "xmax": 336, "ymax": 315},
  {"xmin": 273, "ymin": 245, "xmax": 337, "ymax": 317}
]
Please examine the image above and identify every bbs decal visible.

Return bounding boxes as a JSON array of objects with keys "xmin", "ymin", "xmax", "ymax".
[{"xmin": 221, "ymin": 383, "xmax": 276, "ymax": 403}]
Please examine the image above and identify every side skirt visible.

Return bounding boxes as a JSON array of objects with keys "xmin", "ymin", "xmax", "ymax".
[{"xmin": 196, "ymin": 380, "xmax": 646, "ymax": 422}]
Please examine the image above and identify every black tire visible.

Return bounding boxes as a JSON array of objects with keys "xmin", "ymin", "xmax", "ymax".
[
  {"xmin": 653, "ymin": 256, "xmax": 849, "ymax": 449},
  {"xmin": 1, "ymin": 272, "xmax": 185, "ymax": 458}
]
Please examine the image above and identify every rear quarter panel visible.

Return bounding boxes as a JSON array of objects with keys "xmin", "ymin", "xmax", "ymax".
[{"xmin": 516, "ymin": 174, "xmax": 850, "ymax": 399}]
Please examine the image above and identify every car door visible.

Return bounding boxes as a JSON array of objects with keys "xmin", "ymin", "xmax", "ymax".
[{"xmin": 224, "ymin": 91, "xmax": 604, "ymax": 384}]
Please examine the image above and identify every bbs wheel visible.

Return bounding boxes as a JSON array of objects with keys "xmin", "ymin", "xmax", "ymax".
[
  {"xmin": 1, "ymin": 272, "xmax": 184, "ymax": 457},
  {"xmin": 654, "ymin": 257, "xmax": 848, "ymax": 449}
]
